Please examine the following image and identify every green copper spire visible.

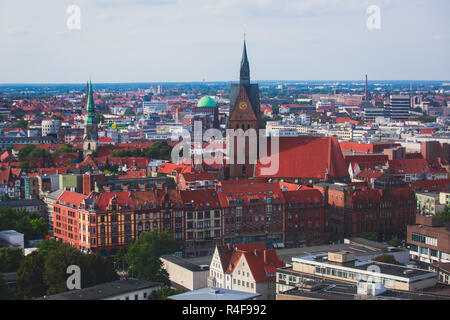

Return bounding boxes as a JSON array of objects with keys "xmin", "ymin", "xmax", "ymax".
[{"xmin": 84, "ymin": 80, "xmax": 97, "ymax": 125}]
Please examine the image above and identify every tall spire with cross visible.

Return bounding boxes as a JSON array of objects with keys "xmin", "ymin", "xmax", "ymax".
[{"xmin": 240, "ymin": 36, "xmax": 250, "ymax": 86}]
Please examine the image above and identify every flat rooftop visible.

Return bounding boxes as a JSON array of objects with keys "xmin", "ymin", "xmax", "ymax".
[
  {"xmin": 161, "ymin": 254, "xmax": 209, "ymax": 272},
  {"xmin": 168, "ymin": 287, "xmax": 261, "ymax": 300},
  {"xmin": 293, "ymin": 253, "xmax": 435, "ymax": 279},
  {"xmin": 277, "ymin": 268, "xmax": 450, "ymax": 300},
  {"xmin": 36, "ymin": 279, "xmax": 161, "ymax": 300}
]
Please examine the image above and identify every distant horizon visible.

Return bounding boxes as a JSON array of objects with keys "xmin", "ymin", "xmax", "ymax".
[{"xmin": 1, "ymin": 79, "xmax": 449, "ymax": 86}]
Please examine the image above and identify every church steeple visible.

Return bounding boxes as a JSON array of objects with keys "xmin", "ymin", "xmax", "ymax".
[
  {"xmin": 84, "ymin": 80, "xmax": 97, "ymax": 126},
  {"xmin": 240, "ymin": 38, "xmax": 250, "ymax": 86},
  {"xmin": 83, "ymin": 80, "xmax": 98, "ymax": 159}
]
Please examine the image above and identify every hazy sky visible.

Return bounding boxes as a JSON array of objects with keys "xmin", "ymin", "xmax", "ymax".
[{"xmin": 0, "ymin": 0, "xmax": 449, "ymax": 83}]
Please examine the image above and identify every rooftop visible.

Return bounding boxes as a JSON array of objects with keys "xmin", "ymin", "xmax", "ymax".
[
  {"xmin": 168, "ymin": 287, "xmax": 260, "ymax": 300},
  {"xmin": 36, "ymin": 279, "xmax": 161, "ymax": 300},
  {"xmin": 293, "ymin": 253, "xmax": 435, "ymax": 280},
  {"xmin": 161, "ymin": 255, "xmax": 209, "ymax": 272}
]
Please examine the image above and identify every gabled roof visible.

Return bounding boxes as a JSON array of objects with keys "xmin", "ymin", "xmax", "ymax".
[
  {"xmin": 255, "ymin": 137, "xmax": 348, "ymax": 180},
  {"xmin": 57, "ymin": 191, "xmax": 89, "ymax": 208},
  {"xmin": 180, "ymin": 189, "xmax": 220, "ymax": 209},
  {"xmin": 216, "ymin": 242, "xmax": 285, "ymax": 283}
]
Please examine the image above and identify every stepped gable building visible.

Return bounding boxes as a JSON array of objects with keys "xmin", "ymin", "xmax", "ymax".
[
  {"xmin": 208, "ymin": 242, "xmax": 285, "ymax": 300},
  {"xmin": 83, "ymin": 81, "xmax": 99, "ymax": 159}
]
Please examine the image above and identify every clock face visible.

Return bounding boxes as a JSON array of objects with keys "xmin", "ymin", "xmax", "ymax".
[{"xmin": 239, "ymin": 102, "xmax": 248, "ymax": 110}]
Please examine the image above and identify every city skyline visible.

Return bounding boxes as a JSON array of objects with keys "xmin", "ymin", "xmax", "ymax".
[{"xmin": 0, "ymin": 0, "xmax": 449, "ymax": 83}]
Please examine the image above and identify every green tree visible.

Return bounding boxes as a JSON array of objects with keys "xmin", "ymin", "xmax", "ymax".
[
  {"xmin": 0, "ymin": 194, "xmax": 11, "ymax": 202},
  {"xmin": 272, "ymin": 105, "xmax": 280, "ymax": 115},
  {"xmin": 124, "ymin": 230, "xmax": 175, "ymax": 285},
  {"xmin": 16, "ymin": 251, "xmax": 47, "ymax": 300},
  {"xmin": 0, "ymin": 248, "xmax": 23, "ymax": 272},
  {"xmin": 124, "ymin": 108, "xmax": 136, "ymax": 116},
  {"xmin": 13, "ymin": 119, "xmax": 28, "ymax": 130},
  {"xmin": 360, "ymin": 232, "xmax": 378, "ymax": 242},
  {"xmin": 372, "ymin": 254, "xmax": 402, "ymax": 266},
  {"xmin": 0, "ymin": 274, "xmax": 12, "ymax": 300},
  {"xmin": 43, "ymin": 243, "xmax": 85, "ymax": 295},
  {"xmin": 56, "ymin": 145, "xmax": 77, "ymax": 154},
  {"xmin": 18, "ymin": 161, "xmax": 37, "ymax": 169},
  {"xmin": 42, "ymin": 242, "xmax": 118, "ymax": 295},
  {"xmin": 149, "ymin": 286, "xmax": 187, "ymax": 300},
  {"xmin": 37, "ymin": 239, "xmax": 62, "ymax": 258},
  {"xmin": 389, "ymin": 235, "xmax": 400, "ymax": 247},
  {"xmin": 437, "ymin": 205, "xmax": 450, "ymax": 222}
]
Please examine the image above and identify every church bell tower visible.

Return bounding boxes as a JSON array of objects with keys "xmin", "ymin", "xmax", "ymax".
[{"xmin": 227, "ymin": 39, "xmax": 261, "ymax": 179}]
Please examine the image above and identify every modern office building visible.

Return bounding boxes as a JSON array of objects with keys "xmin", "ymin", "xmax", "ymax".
[
  {"xmin": 385, "ymin": 95, "xmax": 411, "ymax": 120},
  {"xmin": 277, "ymin": 251, "xmax": 438, "ymax": 293},
  {"xmin": 407, "ymin": 215, "xmax": 450, "ymax": 265}
]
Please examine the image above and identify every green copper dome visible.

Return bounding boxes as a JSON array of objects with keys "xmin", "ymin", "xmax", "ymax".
[{"xmin": 197, "ymin": 96, "xmax": 216, "ymax": 108}]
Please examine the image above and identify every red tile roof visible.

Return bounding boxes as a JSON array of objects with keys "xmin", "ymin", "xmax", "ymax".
[
  {"xmin": 217, "ymin": 242, "xmax": 285, "ymax": 282},
  {"xmin": 388, "ymin": 159, "xmax": 446, "ymax": 174},
  {"xmin": 255, "ymin": 137, "xmax": 348, "ymax": 180},
  {"xmin": 180, "ymin": 189, "xmax": 221, "ymax": 209},
  {"xmin": 58, "ymin": 191, "xmax": 89, "ymax": 207}
]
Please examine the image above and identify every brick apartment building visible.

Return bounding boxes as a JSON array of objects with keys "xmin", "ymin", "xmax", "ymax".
[
  {"xmin": 52, "ymin": 181, "xmax": 334, "ymax": 257},
  {"xmin": 283, "ymin": 188, "xmax": 328, "ymax": 247},
  {"xmin": 217, "ymin": 180, "xmax": 285, "ymax": 248},
  {"xmin": 315, "ymin": 182, "xmax": 416, "ymax": 242}
]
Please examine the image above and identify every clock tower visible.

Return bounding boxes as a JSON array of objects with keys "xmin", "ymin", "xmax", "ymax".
[{"xmin": 228, "ymin": 39, "xmax": 261, "ymax": 179}]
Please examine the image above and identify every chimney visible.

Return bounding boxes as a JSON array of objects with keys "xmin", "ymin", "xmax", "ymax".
[
  {"xmin": 263, "ymin": 250, "xmax": 268, "ymax": 264},
  {"xmin": 365, "ymin": 74, "xmax": 368, "ymax": 100}
]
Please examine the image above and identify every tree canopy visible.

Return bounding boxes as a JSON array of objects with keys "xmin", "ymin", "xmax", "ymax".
[
  {"xmin": 12, "ymin": 119, "xmax": 28, "ymax": 130},
  {"xmin": 16, "ymin": 240, "xmax": 118, "ymax": 299},
  {"xmin": 109, "ymin": 141, "xmax": 172, "ymax": 160},
  {"xmin": 0, "ymin": 248, "xmax": 23, "ymax": 273},
  {"xmin": 56, "ymin": 144, "xmax": 78, "ymax": 154},
  {"xmin": 437, "ymin": 205, "xmax": 450, "ymax": 222},
  {"xmin": 360, "ymin": 232, "xmax": 378, "ymax": 242},
  {"xmin": 17, "ymin": 145, "xmax": 51, "ymax": 161},
  {"xmin": 120, "ymin": 230, "xmax": 175, "ymax": 285},
  {"xmin": 149, "ymin": 286, "xmax": 187, "ymax": 300},
  {"xmin": 0, "ymin": 207, "xmax": 48, "ymax": 242}
]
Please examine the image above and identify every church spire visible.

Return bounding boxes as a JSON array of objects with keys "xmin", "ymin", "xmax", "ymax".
[
  {"xmin": 240, "ymin": 38, "xmax": 250, "ymax": 86},
  {"xmin": 85, "ymin": 80, "xmax": 96, "ymax": 125}
]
